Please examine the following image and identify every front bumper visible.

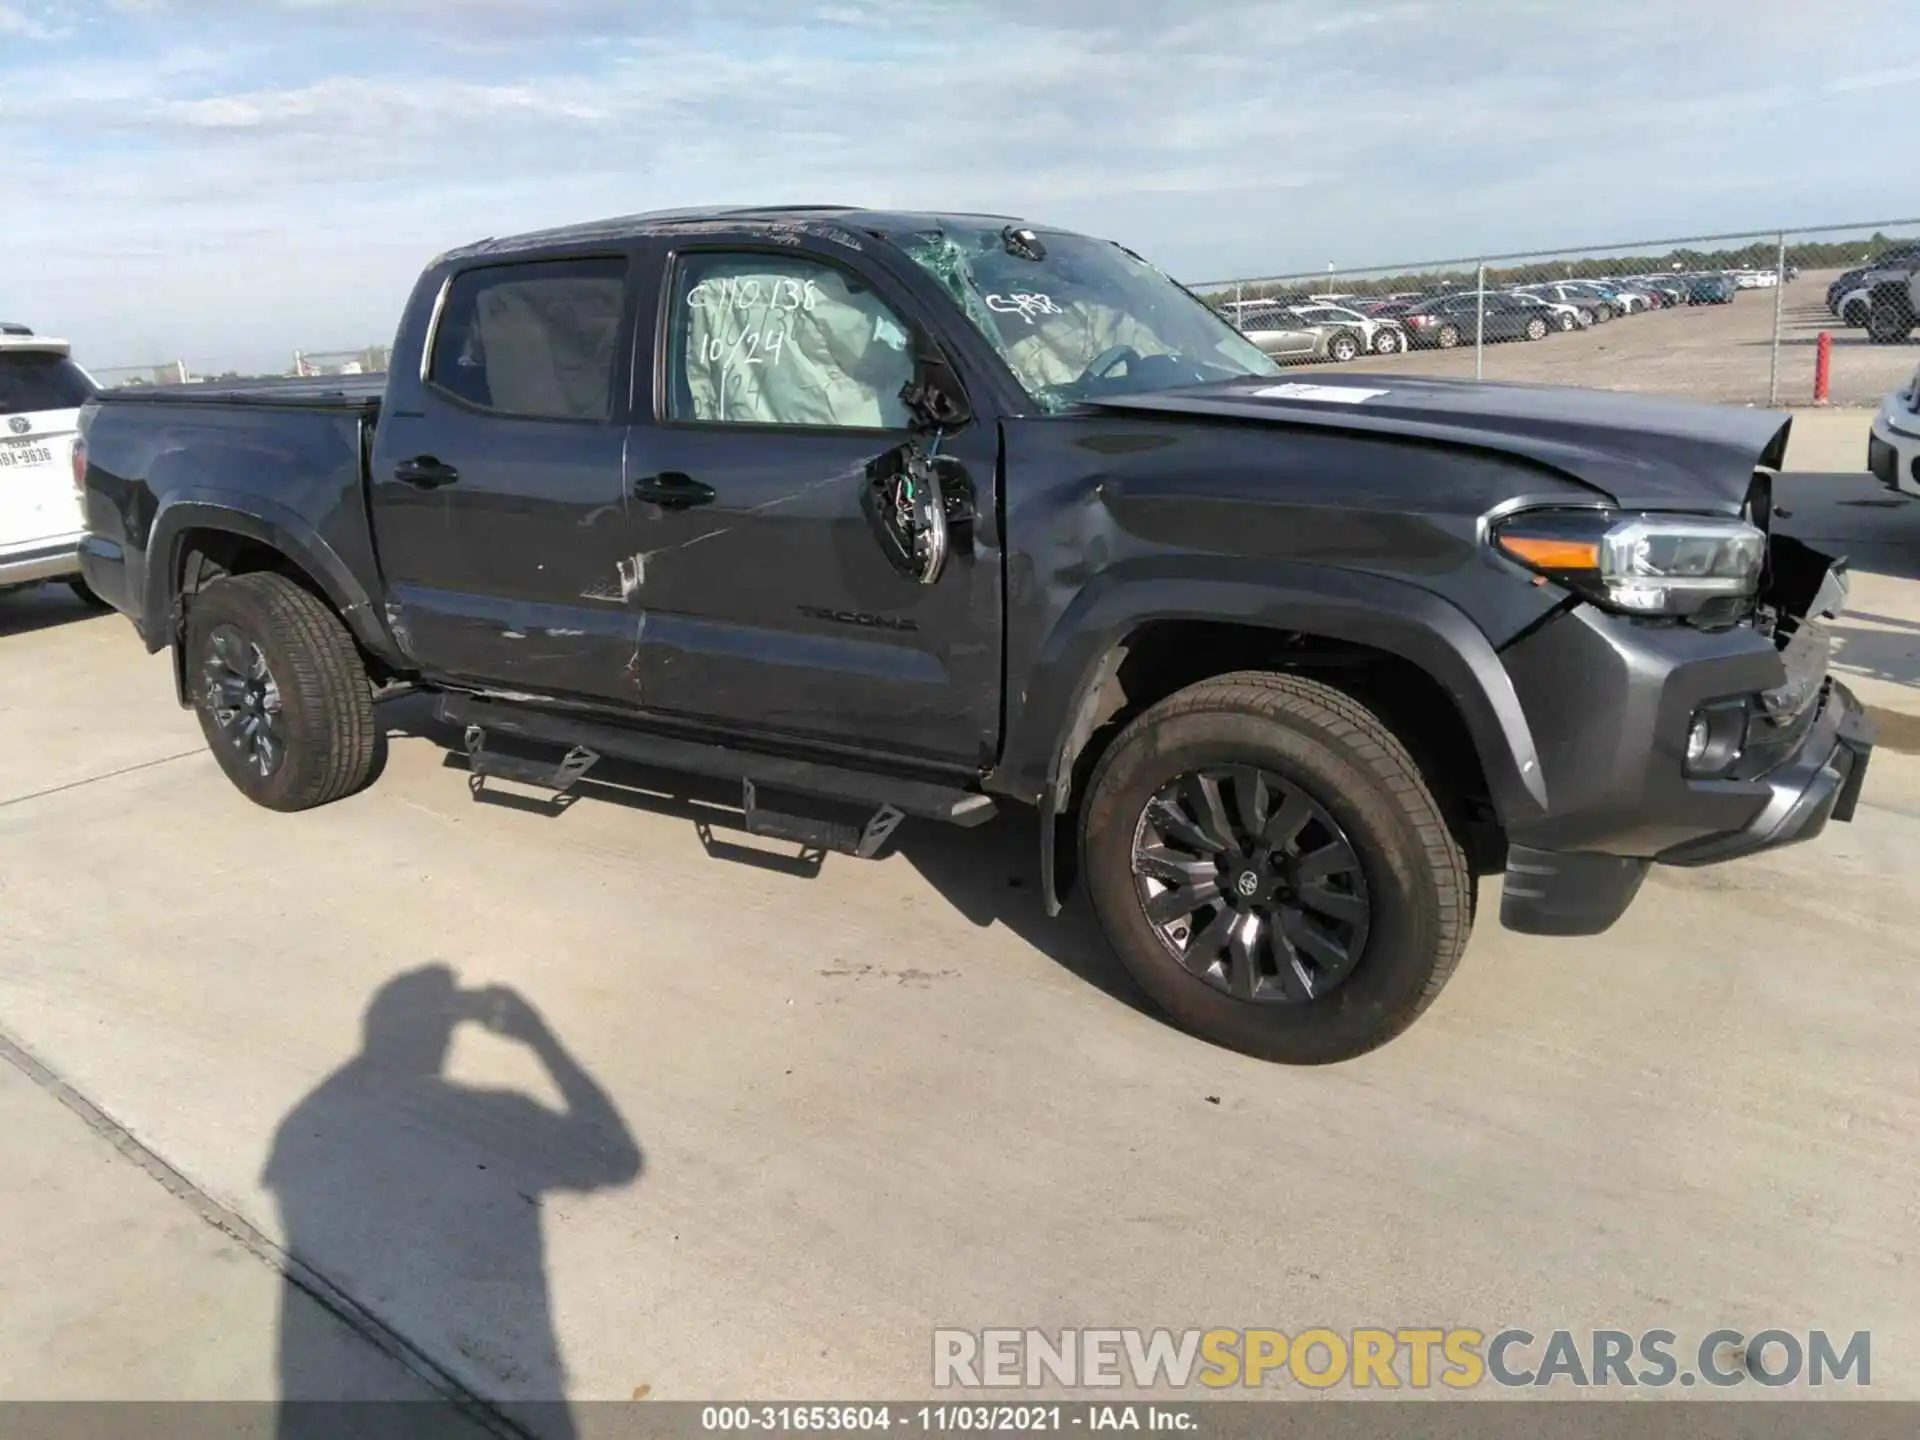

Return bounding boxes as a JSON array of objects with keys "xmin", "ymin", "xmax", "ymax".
[
  {"xmin": 1870, "ymin": 398, "xmax": 1920, "ymax": 498},
  {"xmin": 1501, "ymin": 678, "xmax": 1873, "ymax": 936},
  {"xmin": 0, "ymin": 537, "xmax": 82, "ymax": 590},
  {"xmin": 1494, "ymin": 545, "xmax": 1874, "ymax": 937}
]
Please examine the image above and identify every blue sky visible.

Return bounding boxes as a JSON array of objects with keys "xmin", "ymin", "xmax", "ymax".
[{"xmin": 2, "ymin": 0, "xmax": 1916, "ymax": 372}]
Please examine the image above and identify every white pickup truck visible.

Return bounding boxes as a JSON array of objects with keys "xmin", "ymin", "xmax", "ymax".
[{"xmin": 0, "ymin": 327, "xmax": 102, "ymax": 605}]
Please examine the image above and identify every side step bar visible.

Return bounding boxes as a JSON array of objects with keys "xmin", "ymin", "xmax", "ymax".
[{"xmin": 436, "ymin": 693, "xmax": 998, "ymax": 828}]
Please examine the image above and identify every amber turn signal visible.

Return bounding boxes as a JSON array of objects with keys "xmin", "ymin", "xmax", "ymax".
[{"xmin": 1495, "ymin": 534, "xmax": 1600, "ymax": 571}]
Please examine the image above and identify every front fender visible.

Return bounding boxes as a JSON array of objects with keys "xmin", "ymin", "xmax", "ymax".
[{"xmin": 993, "ymin": 555, "xmax": 1550, "ymax": 827}]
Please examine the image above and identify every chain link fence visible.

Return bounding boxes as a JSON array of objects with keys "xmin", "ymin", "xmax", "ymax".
[{"xmin": 1194, "ymin": 218, "xmax": 1920, "ymax": 409}]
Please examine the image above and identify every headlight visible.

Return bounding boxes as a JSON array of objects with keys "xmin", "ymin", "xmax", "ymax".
[{"xmin": 1492, "ymin": 509, "xmax": 1766, "ymax": 617}]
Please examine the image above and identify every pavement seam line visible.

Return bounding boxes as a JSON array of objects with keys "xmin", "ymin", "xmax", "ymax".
[
  {"xmin": 0, "ymin": 1024, "xmax": 538, "ymax": 1439},
  {"xmin": 0, "ymin": 748, "xmax": 208, "ymax": 811}
]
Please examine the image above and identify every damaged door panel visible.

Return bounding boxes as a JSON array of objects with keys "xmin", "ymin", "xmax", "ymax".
[
  {"xmin": 621, "ymin": 424, "xmax": 1001, "ymax": 768},
  {"xmin": 620, "ymin": 242, "xmax": 1003, "ymax": 769},
  {"xmin": 367, "ymin": 254, "xmax": 643, "ymax": 702}
]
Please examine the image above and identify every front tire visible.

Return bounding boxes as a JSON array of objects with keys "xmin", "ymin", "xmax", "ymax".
[
  {"xmin": 1525, "ymin": 316, "xmax": 1549, "ymax": 341},
  {"xmin": 185, "ymin": 572, "xmax": 378, "ymax": 812},
  {"xmin": 1080, "ymin": 672, "xmax": 1472, "ymax": 1065},
  {"xmin": 1372, "ymin": 329, "xmax": 1403, "ymax": 355}
]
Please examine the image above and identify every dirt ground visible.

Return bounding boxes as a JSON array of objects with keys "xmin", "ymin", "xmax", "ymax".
[{"xmin": 1335, "ymin": 268, "xmax": 1915, "ymax": 407}]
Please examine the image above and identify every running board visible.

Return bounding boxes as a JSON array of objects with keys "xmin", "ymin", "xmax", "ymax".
[
  {"xmin": 462, "ymin": 724, "xmax": 599, "ymax": 798},
  {"xmin": 436, "ymin": 694, "xmax": 998, "ymax": 827},
  {"xmin": 742, "ymin": 780, "xmax": 904, "ymax": 859}
]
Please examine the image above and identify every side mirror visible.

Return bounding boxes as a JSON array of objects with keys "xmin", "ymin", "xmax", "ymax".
[
  {"xmin": 899, "ymin": 349, "xmax": 972, "ymax": 435},
  {"xmin": 863, "ymin": 443, "xmax": 952, "ymax": 587}
]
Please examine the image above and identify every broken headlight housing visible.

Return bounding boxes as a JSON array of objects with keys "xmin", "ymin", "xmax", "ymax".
[{"xmin": 1493, "ymin": 509, "xmax": 1766, "ymax": 619}]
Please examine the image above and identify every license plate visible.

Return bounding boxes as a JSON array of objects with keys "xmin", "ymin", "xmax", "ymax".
[{"xmin": 0, "ymin": 439, "xmax": 55, "ymax": 468}]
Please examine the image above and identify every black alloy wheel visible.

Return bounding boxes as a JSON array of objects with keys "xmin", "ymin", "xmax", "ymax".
[
  {"xmin": 184, "ymin": 571, "xmax": 379, "ymax": 811},
  {"xmin": 1131, "ymin": 766, "xmax": 1369, "ymax": 1004},
  {"xmin": 204, "ymin": 623, "xmax": 287, "ymax": 779}
]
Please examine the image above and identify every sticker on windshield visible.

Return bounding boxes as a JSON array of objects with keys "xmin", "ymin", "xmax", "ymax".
[{"xmin": 1250, "ymin": 383, "xmax": 1389, "ymax": 405}]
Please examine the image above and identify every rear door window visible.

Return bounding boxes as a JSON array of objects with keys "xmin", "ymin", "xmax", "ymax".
[
  {"xmin": 427, "ymin": 257, "xmax": 628, "ymax": 421},
  {"xmin": 0, "ymin": 353, "xmax": 96, "ymax": 415}
]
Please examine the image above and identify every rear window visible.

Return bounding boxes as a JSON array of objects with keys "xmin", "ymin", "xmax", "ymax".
[
  {"xmin": 427, "ymin": 257, "xmax": 628, "ymax": 421},
  {"xmin": 0, "ymin": 352, "xmax": 96, "ymax": 414}
]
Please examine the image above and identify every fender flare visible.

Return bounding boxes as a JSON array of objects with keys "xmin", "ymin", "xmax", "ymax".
[
  {"xmin": 144, "ymin": 490, "xmax": 398, "ymax": 697},
  {"xmin": 994, "ymin": 560, "xmax": 1551, "ymax": 910}
]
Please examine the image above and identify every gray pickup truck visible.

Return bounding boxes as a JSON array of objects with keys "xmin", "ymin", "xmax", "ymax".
[{"xmin": 73, "ymin": 205, "xmax": 1874, "ymax": 1063}]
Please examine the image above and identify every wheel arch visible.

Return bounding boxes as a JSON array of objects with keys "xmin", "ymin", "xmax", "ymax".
[
  {"xmin": 148, "ymin": 497, "xmax": 397, "ymax": 704},
  {"xmin": 998, "ymin": 570, "xmax": 1549, "ymax": 915}
]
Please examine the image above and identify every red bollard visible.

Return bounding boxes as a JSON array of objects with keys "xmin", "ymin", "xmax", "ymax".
[{"xmin": 1813, "ymin": 331, "xmax": 1832, "ymax": 404}]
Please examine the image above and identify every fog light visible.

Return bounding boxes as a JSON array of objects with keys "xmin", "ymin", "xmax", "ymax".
[
  {"xmin": 1687, "ymin": 715, "xmax": 1712, "ymax": 766},
  {"xmin": 1685, "ymin": 699, "xmax": 1749, "ymax": 777}
]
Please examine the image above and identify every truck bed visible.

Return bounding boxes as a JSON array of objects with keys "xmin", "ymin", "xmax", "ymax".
[{"xmin": 97, "ymin": 374, "xmax": 384, "ymax": 414}]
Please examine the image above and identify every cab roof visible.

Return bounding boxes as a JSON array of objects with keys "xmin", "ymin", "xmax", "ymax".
[{"xmin": 439, "ymin": 205, "xmax": 1042, "ymax": 263}]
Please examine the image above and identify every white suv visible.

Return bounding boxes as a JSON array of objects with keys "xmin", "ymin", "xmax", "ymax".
[{"xmin": 0, "ymin": 328, "xmax": 100, "ymax": 605}]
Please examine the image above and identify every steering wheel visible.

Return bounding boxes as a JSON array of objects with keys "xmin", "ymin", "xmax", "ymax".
[{"xmin": 1083, "ymin": 345, "xmax": 1142, "ymax": 381}]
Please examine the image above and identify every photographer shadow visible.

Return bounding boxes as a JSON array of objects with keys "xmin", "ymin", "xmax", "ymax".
[{"xmin": 266, "ymin": 964, "xmax": 641, "ymax": 1440}]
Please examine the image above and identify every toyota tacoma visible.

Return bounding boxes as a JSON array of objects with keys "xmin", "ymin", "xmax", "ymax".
[{"xmin": 74, "ymin": 207, "xmax": 1873, "ymax": 1063}]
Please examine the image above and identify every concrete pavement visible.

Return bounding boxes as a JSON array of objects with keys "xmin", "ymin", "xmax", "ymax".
[
  {"xmin": 0, "ymin": 1021, "xmax": 493, "ymax": 1426},
  {"xmin": 1, "ymin": 454, "xmax": 1917, "ymax": 1415}
]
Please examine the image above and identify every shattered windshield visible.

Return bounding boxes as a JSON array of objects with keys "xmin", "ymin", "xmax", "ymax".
[{"xmin": 894, "ymin": 224, "xmax": 1279, "ymax": 413}]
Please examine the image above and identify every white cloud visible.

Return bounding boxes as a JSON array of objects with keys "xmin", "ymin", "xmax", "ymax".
[
  {"xmin": 0, "ymin": 3, "xmax": 56, "ymax": 37},
  {"xmin": 3, "ymin": 0, "xmax": 1916, "ymax": 370}
]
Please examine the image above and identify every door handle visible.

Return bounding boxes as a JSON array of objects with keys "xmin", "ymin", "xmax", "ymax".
[
  {"xmin": 394, "ymin": 457, "xmax": 460, "ymax": 490},
  {"xmin": 633, "ymin": 472, "xmax": 716, "ymax": 510}
]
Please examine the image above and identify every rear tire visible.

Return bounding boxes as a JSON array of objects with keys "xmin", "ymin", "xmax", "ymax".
[
  {"xmin": 1436, "ymin": 324, "xmax": 1461, "ymax": 349},
  {"xmin": 1867, "ymin": 295, "xmax": 1915, "ymax": 345},
  {"xmin": 1525, "ymin": 316, "xmax": 1549, "ymax": 341},
  {"xmin": 1080, "ymin": 672, "xmax": 1471, "ymax": 1065},
  {"xmin": 1328, "ymin": 332, "xmax": 1360, "ymax": 363},
  {"xmin": 184, "ymin": 572, "xmax": 378, "ymax": 812}
]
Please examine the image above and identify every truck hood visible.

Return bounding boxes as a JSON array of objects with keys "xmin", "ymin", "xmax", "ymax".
[{"xmin": 1087, "ymin": 374, "xmax": 1791, "ymax": 512}]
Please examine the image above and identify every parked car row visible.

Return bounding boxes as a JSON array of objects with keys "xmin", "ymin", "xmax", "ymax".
[{"xmin": 1220, "ymin": 270, "xmax": 1742, "ymax": 360}]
